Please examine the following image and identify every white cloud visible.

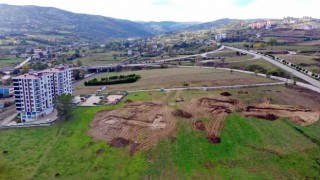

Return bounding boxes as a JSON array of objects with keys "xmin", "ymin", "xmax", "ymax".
[{"xmin": 1, "ymin": 0, "xmax": 319, "ymax": 21}]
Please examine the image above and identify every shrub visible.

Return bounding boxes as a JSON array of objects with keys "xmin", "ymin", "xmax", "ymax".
[
  {"xmin": 247, "ymin": 65, "xmax": 267, "ymax": 74},
  {"xmin": 84, "ymin": 74, "xmax": 141, "ymax": 86}
]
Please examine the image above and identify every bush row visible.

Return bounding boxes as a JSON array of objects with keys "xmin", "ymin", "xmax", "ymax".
[
  {"xmin": 258, "ymin": 52, "xmax": 320, "ymax": 80},
  {"xmin": 84, "ymin": 74, "xmax": 141, "ymax": 86}
]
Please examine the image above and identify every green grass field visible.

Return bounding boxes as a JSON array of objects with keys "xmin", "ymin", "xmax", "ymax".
[
  {"xmin": 275, "ymin": 54, "xmax": 320, "ymax": 73},
  {"xmin": 0, "ymin": 57, "xmax": 24, "ymax": 68},
  {"xmin": 74, "ymin": 51, "xmax": 126, "ymax": 66},
  {"xmin": 0, "ymin": 91, "xmax": 319, "ymax": 179},
  {"xmin": 74, "ymin": 68, "xmax": 275, "ymax": 95},
  {"xmin": 226, "ymin": 42, "xmax": 320, "ymax": 52},
  {"xmin": 228, "ymin": 59, "xmax": 288, "ymax": 74}
]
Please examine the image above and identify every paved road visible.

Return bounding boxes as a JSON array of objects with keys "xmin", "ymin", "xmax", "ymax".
[
  {"xmin": 178, "ymin": 66, "xmax": 320, "ymax": 93},
  {"xmin": 201, "ymin": 55, "xmax": 259, "ymax": 64},
  {"xmin": 127, "ymin": 82, "xmax": 285, "ymax": 93},
  {"xmin": 225, "ymin": 46, "xmax": 320, "ymax": 88},
  {"xmin": 154, "ymin": 45, "xmax": 225, "ymax": 63},
  {"xmin": 15, "ymin": 57, "xmax": 31, "ymax": 69},
  {"xmin": 0, "ymin": 113, "xmax": 17, "ymax": 126}
]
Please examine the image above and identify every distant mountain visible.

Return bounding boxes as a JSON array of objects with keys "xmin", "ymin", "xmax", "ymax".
[
  {"xmin": 184, "ymin": 18, "xmax": 241, "ymax": 31},
  {"xmin": 140, "ymin": 21, "xmax": 200, "ymax": 34},
  {"xmin": 0, "ymin": 4, "xmax": 154, "ymax": 40},
  {"xmin": 0, "ymin": 4, "xmax": 202, "ymax": 40}
]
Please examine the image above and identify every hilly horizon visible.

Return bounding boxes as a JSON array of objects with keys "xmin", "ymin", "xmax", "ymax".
[
  {"xmin": 0, "ymin": 4, "xmax": 248, "ymax": 40},
  {"xmin": 0, "ymin": 4, "xmax": 202, "ymax": 40}
]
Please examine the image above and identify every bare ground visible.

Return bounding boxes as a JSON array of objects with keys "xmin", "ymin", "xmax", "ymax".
[
  {"xmin": 89, "ymin": 102, "xmax": 176, "ymax": 154},
  {"xmin": 187, "ymin": 95, "xmax": 320, "ymax": 143}
]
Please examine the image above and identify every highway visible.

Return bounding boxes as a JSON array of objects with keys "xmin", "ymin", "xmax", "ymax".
[
  {"xmin": 225, "ymin": 46, "xmax": 320, "ymax": 88},
  {"xmin": 154, "ymin": 45, "xmax": 225, "ymax": 63}
]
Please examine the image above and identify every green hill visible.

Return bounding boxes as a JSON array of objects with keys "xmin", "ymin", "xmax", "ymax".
[{"xmin": 0, "ymin": 4, "xmax": 153, "ymax": 40}]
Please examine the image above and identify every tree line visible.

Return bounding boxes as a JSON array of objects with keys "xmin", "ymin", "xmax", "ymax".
[{"xmin": 84, "ymin": 74, "xmax": 141, "ymax": 86}]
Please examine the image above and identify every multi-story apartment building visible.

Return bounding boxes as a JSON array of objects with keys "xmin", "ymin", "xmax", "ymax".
[
  {"xmin": 215, "ymin": 33, "xmax": 227, "ymax": 42},
  {"xmin": 42, "ymin": 67, "xmax": 73, "ymax": 96},
  {"xmin": 13, "ymin": 66, "xmax": 72, "ymax": 122}
]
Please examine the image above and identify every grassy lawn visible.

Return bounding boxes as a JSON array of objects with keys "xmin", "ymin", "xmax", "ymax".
[
  {"xmin": 275, "ymin": 54, "xmax": 320, "ymax": 73},
  {"xmin": 226, "ymin": 43, "xmax": 320, "ymax": 52},
  {"xmin": 74, "ymin": 68, "xmax": 276, "ymax": 95},
  {"xmin": 0, "ymin": 91, "xmax": 319, "ymax": 179},
  {"xmin": 224, "ymin": 55, "xmax": 254, "ymax": 62},
  {"xmin": 0, "ymin": 57, "xmax": 25, "ymax": 68},
  {"xmin": 74, "ymin": 52, "xmax": 126, "ymax": 66},
  {"xmin": 266, "ymin": 46, "xmax": 320, "ymax": 51},
  {"xmin": 228, "ymin": 59, "xmax": 287, "ymax": 73}
]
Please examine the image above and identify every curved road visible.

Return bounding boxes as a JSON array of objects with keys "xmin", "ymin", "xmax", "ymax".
[
  {"xmin": 225, "ymin": 46, "xmax": 320, "ymax": 88},
  {"xmin": 154, "ymin": 45, "xmax": 225, "ymax": 63}
]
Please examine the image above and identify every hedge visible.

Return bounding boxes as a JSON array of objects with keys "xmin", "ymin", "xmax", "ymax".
[{"xmin": 84, "ymin": 74, "xmax": 141, "ymax": 86}]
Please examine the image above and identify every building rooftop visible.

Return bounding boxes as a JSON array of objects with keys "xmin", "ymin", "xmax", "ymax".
[
  {"xmin": 41, "ymin": 66, "xmax": 70, "ymax": 73},
  {"xmin": 13, "ymin": 72, "xmax": 52, "ymax": 79},
  {"xmin": 13, "ymin": 66, "xmax": 70, "ymax": 79}
]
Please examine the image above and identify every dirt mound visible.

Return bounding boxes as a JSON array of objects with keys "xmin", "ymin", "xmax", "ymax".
[
  {"xmin": 245, "ymin": 103, "xmax": 320, "ymax": 126},
  {"xmin": 109, "ymin": 137, "xmax": 132, "ymax": 147},
  {"xmin": 96, "ymin": 149, "xmax": 105, "ymax": 155},
  {"xmin": 207, "ymin": 135, "xmax": 221, "ymax": 144},
  {"xmin": 186, "ymin": 96, "xmax": 237, "ymax": 144},
  {"xmin": 194, "ymin": 121, "xmax": 206, "ymax": 131},
  {"xmin": 220, "ymin": 92, "xmax": 232, "ymax": 96},
  {"xmin": 172, "ymin": 109, "xmax": 193, "ymax": 119},
  {"xmin": 89, "ymin": 102, "xmax": 176, "ymax": 154},
  {"xmin": 238, "ymin": 91, "xmax": 248, "ymax": 94},
  {"xmin": 129, "ymin": 142, "xmax": 140, "ymax": 156},
  {"xmin": 124, "ymin": 99, "xmax": 133, "ymax": 104},
  {"xmin": 245, "ymin": 113, "xmax": 279, "ymax": 121},
  {"xmin": 198, "ymin": 97, "xmax": 244, "ymax": 110},
  {"xmin": 170, "ymin": 136, "xmax": 177, "ymax": 143}
]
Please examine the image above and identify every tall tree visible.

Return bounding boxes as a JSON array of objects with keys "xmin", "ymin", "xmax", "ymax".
[
  {"xmin": 76, "ymin": 60, "xmax": 83, "ymax": 67},
  {"xmin": 54, "ymin": 94, "xmax": 74, "ymax": 120},
  {"xmin": 269, "ymin": 38, "xmax": 278, "ymax": 46},
  {"xmin": 21, "ymin": 65, "xmax": 29, "ymax": 74}
]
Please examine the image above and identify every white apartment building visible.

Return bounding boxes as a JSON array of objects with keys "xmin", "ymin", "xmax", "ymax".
[
  {"xmin": 42, "ymin": 67, "xmax": 73, "ymax": 96},
  {"xmin": 215, "ymin": 33, "xmax": 227, "ymax": 42},
  {"xmin": 13, "ymin": 66, "xmax": 72, "ymax": 122}
]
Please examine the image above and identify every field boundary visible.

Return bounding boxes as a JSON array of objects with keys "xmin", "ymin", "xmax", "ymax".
[{"xmin": 126, "ymin": 82, "xmax": 285, "ymax": 93}]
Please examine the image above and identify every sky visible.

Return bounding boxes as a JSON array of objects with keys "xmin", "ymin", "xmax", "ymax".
[{"xmin": 1, "ymin": 0, "xmax": 319, "ymax": 22}]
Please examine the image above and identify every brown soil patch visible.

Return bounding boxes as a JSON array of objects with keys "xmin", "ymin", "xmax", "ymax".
[
  {"xmin": 194, "ymin": 121, "xmax": 206, "ymax": 131},
  {"xmin": 238, "ymin": 91, "xmax": 248, "ymax": 94},
  {"xmin": 124, "ymin": 99, "xmax": 133, "ymax": 104},
  {"xmin": 109, "ymin": 137, "xmax": 132, "ymax": 147},
  {"xmin": 220, "ymin": 92, "xmax": 232, "ymax": 96},
  {"xmin": 244, "ymin": 99, "xmax": 320, "ymax": 126},
  {"xmin": 96, "ymin": 149, "xmax": 105, "ymax": 155},
  {"xmin": 89, "ymin": 102, "xmax": 176, "ymax": 153},
  {"xmin": 172, "ymin": 109, "xmax": 193, "ymax": 119},
  {"xmin": 207, "ymin": 135, "xmax": 221, "ymax": 144},
  {"xmin": 187, "ymin": 96, "xmax": 243, "ymax": 144},
  {"xmin": 187, "ymin": 95, "xmax": 320, "ymax": 144},
  {"xmin": 170, "ymin": 136, "xmax": 177, "ymax": 143}
]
